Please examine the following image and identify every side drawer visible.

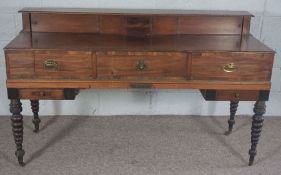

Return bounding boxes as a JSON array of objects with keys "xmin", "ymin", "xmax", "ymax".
[
  {"xmin": 216, "ymin": 90, "xmax": 259, "ymax": 101},
  {"xmin": 97, "ymin": 52, "xmax": 189, "ymax": 80},
  {"xmin": 5, "ymin": 51, "xmax": 34, "ymax": 78},
  {"xmin": 7, "ymin": 88, "xmax": 79, "ymax": 100},
  {"xmin": 191, "ymin": 52, "xmax": 274, "ymax": 81},
  {"xmin": 201, "ymin": 90, "xmax": 270, "ymax": 101},
  {"xmin": 34, "ymin": 51, "xmax": 95, "ymax": 79},
  {"xmin": 19, "ymin": 89, "xmax": 65, "ymax": 100}
]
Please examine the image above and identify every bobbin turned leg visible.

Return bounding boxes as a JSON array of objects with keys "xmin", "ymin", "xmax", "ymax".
[
  {"xmin": 249, "ymin": 101, "xmax": 265, "ymax": 166},
  {"xmin": 30, "ymin": 100, "xmax": 40, "ymax": 133},
  {"xmin": 10, "ymin": 99, "xmax": 25, "ymax": 166},
  {"xmin": 225, "ymin": 101, "xmax": 239, "ymax": 135}
]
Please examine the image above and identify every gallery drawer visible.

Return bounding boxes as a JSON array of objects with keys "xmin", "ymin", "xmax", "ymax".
[
  {"xmin": 34, "ymin": 51, "xmax": 94, "ymax": 79},
  {"xmin": 191, "ymin": 52, "xmax": 274, "ymax": 81},
  {"xmin": 96, "ymin": 52, "xmax": 189, "ymax": 80}
]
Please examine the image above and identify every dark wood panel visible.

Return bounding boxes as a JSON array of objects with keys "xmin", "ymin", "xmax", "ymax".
[
  {"xmin": 152, "ymin": 16, "xmax": 178, "ymax": 35},
  {"xmin": 92, "ymin": 53, "xmax": 97, "ymax": 79},
  {"xmin": 28, "ymin": 13, "xmax": 246, "ymax": 35},
  {"xmin": 20, "ymin": 8, "xmax": 254, "ymax": 16},
  {"xmin": 191, "ymin": 52, "xmax": 274, "ymax": 81},
  {"xmin": 4, "ymin": 32, "xmax": 275, "ymax": 53},
  {"xmin": 126, "ymin": 16, "xmax": 151, "ymax": 36},
  {"xmin": 200, "ymin": 90, "xmax": 216, "ymax": 100},
  {"xmin": 200, "ymin": 89, "xmax": 268, "ymax": 101},
  {"xmin": 97, "ymin": 52, "xmax": 188, "ymax": 80},
  {"xmin": 242, "ymin": 16, "xmax": 251, "ymax": 34},
  {"xmin": 7, "ymin": 88, "xmax": 78, "ymax": 99},
  {"xmin": 31, "ymin": 13, "xmax": 99, "ymax": 33},
  {"xmin": 27, "ymin": 13, "xmax": 252, "ymax": 36},
  {"xmin": 216, "ymin": 90, "xmax": 259, "ymax": 101},
  {"xmin": 22, "ymin": 13, "xmax": 31, "ymax": 32},
  {"xmin": 6, "ymin": 79, "xmax": 271, "ymax": 90},
  {"xmin": 34, "ymin": 51, "xmax": 93, "ymax": 78},
  {"xmin": 99, "ymin": 15, "xmax": 125, "ymax": 34},
  {"xmin": 19, "ymin": 89, "xmax": 65, "ymax": 99},
  {"xmin": 6, "ymin": 51, "xmax": 34, "ymax": 78},
  {"xmin": 178, "ymin": 16, "xmax": 243, "ymax": 34}
]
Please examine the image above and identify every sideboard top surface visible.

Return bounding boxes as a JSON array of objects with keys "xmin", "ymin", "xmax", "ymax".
[
  {"xmin": 5, "ymin": 32, "xmax": 274, "ymax": 53},
  {"xmin": 19, "ymin": 7, "xmax": 254, "ymax": 16}
]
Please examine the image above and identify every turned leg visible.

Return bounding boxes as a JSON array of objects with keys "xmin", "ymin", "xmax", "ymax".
[
  {"xmin": 249, "ymin": 101, "xmax": 265, "ymax": 166},
  {"xmin": 30, "ymin": 100, "xmax": 40, "ymax": 133},
  {"xmin": 10, "ymin": 99, "xmax": 25, "ymax": 166},
  {"xmin": 225, "ymin": 101, "xmax": 239, "ymax": 135}
]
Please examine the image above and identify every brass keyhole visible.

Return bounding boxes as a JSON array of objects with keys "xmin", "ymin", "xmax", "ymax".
[{"xmin": 136, "ymin": 60, "xmax": 146, "ymax": 71}]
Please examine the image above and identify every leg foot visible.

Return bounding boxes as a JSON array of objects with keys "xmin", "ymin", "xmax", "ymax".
[
  {"xmin": 225, "ymin": 101, "xmax": 239, "ymax": 135},
  {"xmin": 10, "ymin": 99, "xmax": 25, "ymax": 166},
  {"xmin": 248, "ymin": 101, "xmax": 265, "ymax": 166},
  {"xmin": 16, "ymin": 149, "xmax": 25, "ymax": 166},
  {"xmin": 31, "ymin": 100, "xmax": 40, "ymax": 133}
]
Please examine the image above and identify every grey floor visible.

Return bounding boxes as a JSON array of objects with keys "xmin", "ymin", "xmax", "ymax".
[{"xmin": 0, "ymin": 115, "xmax": 281, "ymax": 175}]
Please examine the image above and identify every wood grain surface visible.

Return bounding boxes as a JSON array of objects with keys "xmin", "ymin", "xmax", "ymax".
[
  {"xmin": 34, "ymin": 51, "xmax": 93, "ymax": 79},
  {"xmin": 19, "ymin": 89, "xmax": 65, "ymax": 99},
  {"xmin": 97, "ymin": 52, "xmax": 188, "ymax": 80},
  {"xmin": 6, "ymin": 79, "xmax": 271, "ymax": 90},
  {"xmin": 6, "ymin": 51, "xmax": 34, "ymax": 78},
  {"xmin": 4, "ymin": 33, "xmax": 274, "ymax": 52},
  {"xmin": 191, "ymin": 52, "xmax": 274, "ymax": 81}
]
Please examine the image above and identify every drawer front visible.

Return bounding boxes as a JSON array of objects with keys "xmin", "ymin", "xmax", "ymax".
[
  {"xmin": 6, "ymin": 51, "xmax": 34, "ymax": 78},
  {"xmin": 216, "ymin": 90, "xmax": 259, "ymax": 101},
  {"xmin": 97, "ymin": 52, "xmax": 189, "ymax": 80},
  {"xmin": 201, "ymin": 90, "xmax": 270, "ymax": 101},
  {"xmin": 19, "ymin": 89, "xmax": 65, "ymax": 100},
  {"xmin": 178, "ymin": 16, "xmax": 243, "ymax": 35},
  {"xmin": 191, "ymin": 52, "xmax": 274, "ymax": 81},
  {"xmin": 35, "ymin": 51, "xmax": 94, "ymax": 79}
]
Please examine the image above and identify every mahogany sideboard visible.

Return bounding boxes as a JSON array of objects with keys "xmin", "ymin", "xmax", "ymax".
[{"xmin": 3, "ymin": 8, "xmax": 275, "ymax": 166}]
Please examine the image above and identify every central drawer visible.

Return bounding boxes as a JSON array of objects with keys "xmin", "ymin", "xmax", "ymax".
[{"xmin": 97, "ymin": 52, "xmax": 189, "ymax": 80}]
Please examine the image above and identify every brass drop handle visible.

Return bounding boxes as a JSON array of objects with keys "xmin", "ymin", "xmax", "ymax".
[
  {"xmin": 223, "ymin": 63, "xmax": 237, "ymax": 73},
  {"xmin": 43, "ymin": 59, "xmax": 58, "ymax": 70},
  {"xmin": 136, "ymin": 60, "xmax": 146, "ymax": 71}
]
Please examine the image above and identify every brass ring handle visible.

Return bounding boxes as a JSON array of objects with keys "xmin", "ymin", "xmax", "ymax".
[
  {"xmin": 43, "ymin": 59, "xmax": 58, "ymax": 70},
  {"xmin": 136, "ymin": 60, "xmax": 147, "ymax": 71},
  {"xmin": 223, "ymin": 63, "xmax": 237, "ymax": 73}
]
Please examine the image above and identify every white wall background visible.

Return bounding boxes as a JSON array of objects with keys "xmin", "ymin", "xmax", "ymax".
[{"xmin": 0, "ymin": 0, "xmax": 280, "ymax": 116}]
